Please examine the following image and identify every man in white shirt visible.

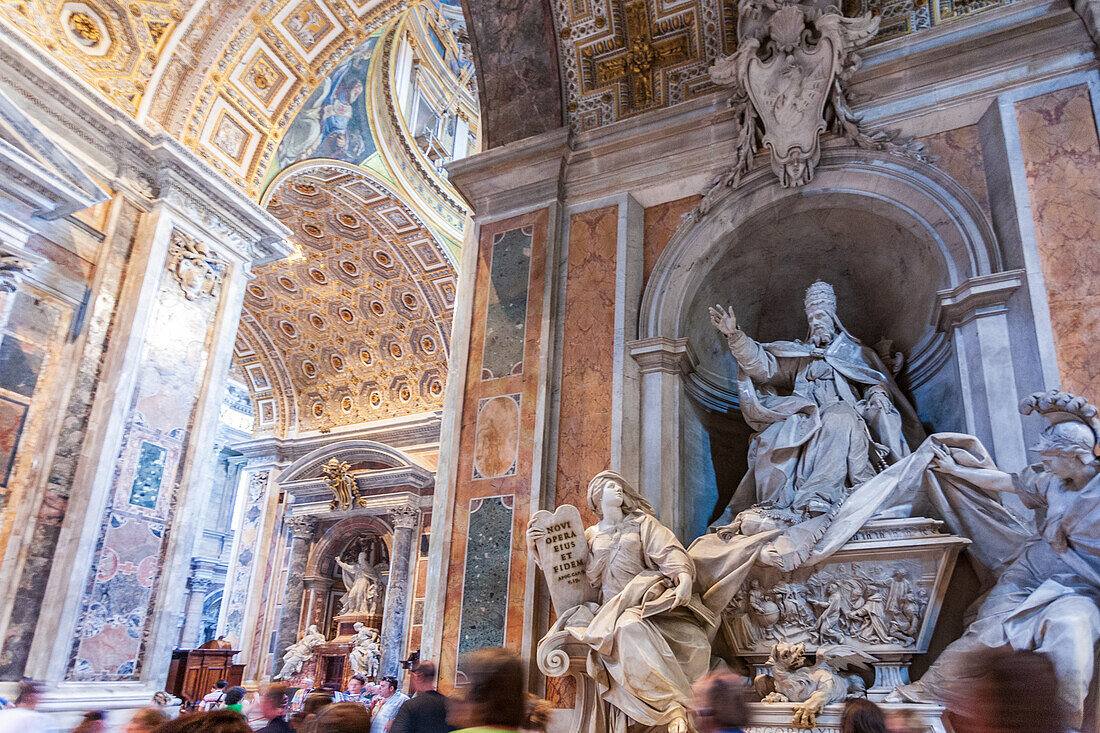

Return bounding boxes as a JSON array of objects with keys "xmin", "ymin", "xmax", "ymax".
[
  {"xmin": 369, "ymin": 676, "xmax": 408, "ymax": 733},
  {"xmin": 201, "ymin": 679, "xmax": 228, "ymax": 711},
  {"xmin": 0, "ymin": 681, "xmax": 47, "ymax": 733}
]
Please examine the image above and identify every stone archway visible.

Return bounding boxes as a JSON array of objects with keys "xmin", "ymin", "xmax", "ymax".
[{"xmin": 633, "ymin": 148, "xmax": 1048, "ymax": 540}]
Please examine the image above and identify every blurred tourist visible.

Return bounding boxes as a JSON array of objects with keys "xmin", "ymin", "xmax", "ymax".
[
  {"xmin": 124, "ymin": 708, "xmax": 169, "ymax": 733},
  {"xmin": 203, "ymin": 680, "xmax": 229, "ymax": 711},
  {"xmin": 256, "ymin": 684, "xmax": 290, "ymax": 733},
  {"xmin": 224, "ymin": 687, "xmax": 247, "ymax": 715},
  {"xmin": 948, "ymin": 649, "xmax": 1064, "ymax": 733},
  {"xmin": 0, "ymin": 680, "xmax": 46, "ymax": 733},
  {"xmin": 311, "ymin": 702, "xmax": 372, "ymax": 733},
  {"xmin": 884, "ymin": 707, "xmax": 921, "ymax": 733},
  {"xmin": 341, "ymin": 675, "xmax": 367, "ymax": 704},
  {"xmin": 690, "ymin": 672, "xmax": 749, "ymax": 733},
  {"xmin": 450, "ymin": 648, "xmax": 526, "ymax": 733},
  {"xmin": 842, "ymin": 699, "xmax": 886, "ymax": 733},
  {"xmin": 390, "ymin": 662, "xmax": 447, "ymax": 733},
  {"xmin": 70, "ymin": 710, "xmax": 106, "ymax": 733},
  {"xmin": 155, "ymin": 710, "xmax": 252, "ymax": 732},
  {"xmin": 288, "ymin": 679, "xmax": 314, "ymax": 714},
  {"xmin": 521, "ymin": 693, "xmax": 551, "ymax": 733},
  {"xmin": 369, "ymin": 676, "xmax": 408, "ymax": 733}
]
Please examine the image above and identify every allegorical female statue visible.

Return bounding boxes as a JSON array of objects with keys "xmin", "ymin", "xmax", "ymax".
[
  {"xmin": 890, "ymin": 390, "xmax": 1100, "ymax": 729},
  {"xmin": 527, "ymin": 471, "xmax": 712, "ymax": 733}
]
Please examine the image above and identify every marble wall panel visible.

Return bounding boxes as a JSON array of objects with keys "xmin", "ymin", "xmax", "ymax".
[
  {"xmin": 473, "ymin": 394, "xmax": 521, "ymax": 479},
  {"xmin": 0, "ymin": 201, "xmax": 140, "ymax": 680},
  {"xmin": 1016, "ymin": 86, "xmax": 1100, "ymax": 399},
  {"xmin": 918, "ymin": 125, "xmax": 992, "ymax": 219},
  {"xmin": 440, "ymin": 210, "xmax": 549, "ymax": 691},
  {"xmin": 222, "ymin": 471, "xmax": 270, "ymax": 642},
  {"xmin": 0, "ymin": 397, "xmax": 27, "ymax": 486},
  {"xmin": 480, "ymin": 227, "xmax": 533, "ymax": 380},
  {"xmin": 555, "ymin": 206, "xmax": 618, "ymax": 517},
  {"xmin": 67, "ymin": 246, "xmax": 224, "ymax": 681},
  {"xmin": 643, "ymin": 195, "xmax": 700, "ymax": 289},
  {"xmin": 455, "ymin": 495, "xmax": 514, "ymax": 680}
]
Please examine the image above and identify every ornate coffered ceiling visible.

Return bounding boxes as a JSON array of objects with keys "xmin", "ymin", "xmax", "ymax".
[
  {"xmin": 238, "ymin": 164, "xmax": 456, "ymax": 434},
  {"xmin": 554, "ymin": 0, "xmax": 733, "ymax": 131}
]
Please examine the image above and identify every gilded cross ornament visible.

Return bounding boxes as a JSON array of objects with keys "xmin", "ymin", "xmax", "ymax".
[{"xmin": 590, "ymin": 0, "xmax": 692, "ymax": 109}]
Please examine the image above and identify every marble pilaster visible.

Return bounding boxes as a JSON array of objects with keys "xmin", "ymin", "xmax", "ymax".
[
  {"xmin": 303, "ymin": 576, "xmax": 335, "ymax": 631},
  {"xmin": 627, "ymin": 337, "xmax": 697, "ymax": 540},
  {"xmin": 273, "ymin": 516, "xmax": 318, "ymax": 669},
  {"xmin": 180, "ymin": 577, "xmax": 214, "ymax": 650},
  {"xmin": 380, "ymin": 504, "xmax": 419, "ymax": 678}
]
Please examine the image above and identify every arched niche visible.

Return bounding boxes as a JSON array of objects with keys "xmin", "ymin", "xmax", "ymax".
[
  {"xmin": 635, "ymin": 148, "xmax": 1040, "ymax": 541},
  {"xmin": 307, "ymin": 515, "xmax": 394, "ymax": 580}
]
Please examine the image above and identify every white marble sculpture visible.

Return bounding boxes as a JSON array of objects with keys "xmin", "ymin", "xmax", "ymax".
[
  {"xmin": 888, "ymin": 390, "xmax": 1100, "ymax": 729},
  {"xmin": 348, "ymin": 622, "xmax": 381, "ymax": 678},
  {"xmin": 754, "ymin": 642, "xmax": 873, "ymax": 728},
  {"xmin": 528, "ymin": 471, "xmax": 714, "ymax": 733},
  {"xmin": 700, "ymin": 0, "xmax": 929, "ymax": 206},
  {"xmin": 276, "ymin": 624, "xmax": 326, "ymax": 680},
  {"xmin": 708, "ymin": 281, "xmax": 922, "ymax": 519},
  {"xmin": 336, "ymin": 551, "xmax": 384, "ymax": 616}
]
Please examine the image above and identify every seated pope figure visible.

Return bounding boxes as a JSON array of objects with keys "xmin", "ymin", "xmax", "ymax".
[
  {"xmin": 892, "ymin": 393, "xmax": 1100, "ymax": 729},
  {"xmin": 527, "ymin": 471, "xmax": 712, "ymax": 733},
  {"xmin": 709, "ymin": 281, "xmax": 922, "ymax": 519}
]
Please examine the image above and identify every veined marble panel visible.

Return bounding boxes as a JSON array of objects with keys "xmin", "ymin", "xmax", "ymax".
[
  {"xmin": 480, "ymin": 227, "xmax": 533, "ymax": 381},
  {"xmin": 1016, "ymin": 85, "xmax": 1100, "ymax": 400},
  {"xmin": 455, "ymin": 494, "xmax": 513, "ymax": 681},
  {"xmin": 556, "ymin": 206, "xmax": 618, "ymax": 515}
]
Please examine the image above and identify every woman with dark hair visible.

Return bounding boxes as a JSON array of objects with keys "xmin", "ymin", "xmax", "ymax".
[
  {"xmin": 527, "ymin": 471, "xmax": 711, "ymax": 733},
  {"xmin": 311, "ymin": 702, "xmax": 372, "ymax": 733},
  {"xmin": 70, "ymin": 710, "xmax": 106, "ymax": 733},
  {"xmin": 223, "ymin": 687, "xmax": 247, "ymax": 714},
  {"xmin": 452, "ymin": 648, "xmax": 527, "ymax": 732},
  {"xmin": 154, "ymin": 710, "xmax": 251, "ymax": 733},
  {"xmin": 841, "ymin": 699, "xmax": 886, "ymax": 733}
]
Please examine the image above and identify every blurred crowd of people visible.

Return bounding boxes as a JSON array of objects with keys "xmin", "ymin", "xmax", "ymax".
[{"xmin": 0, "ymin": 647, "xmax": 1077, "ymax": 733}]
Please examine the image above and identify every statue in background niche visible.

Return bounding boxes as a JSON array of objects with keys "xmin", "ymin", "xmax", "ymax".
[
  {"xmin": 275, "ymin": 624, "xmax": 325, "ymax": 680},
  {"xmin": 348, "ymin": 622, "xmax": 381, "ymax": 678},
  {"xmin": 709, "ymin": 280, "xmax": 923, "ymax": 520},
  {"xmin": 336, "ymin": 550, "xmax": 384, "ymax": 616},
  {"xmin": 528, "ymin": 471, "xmax": 714, "ymax": 733},
  {"xmin": 889, "ymin": 390, "xmax": 1100, "ymax": 730}
]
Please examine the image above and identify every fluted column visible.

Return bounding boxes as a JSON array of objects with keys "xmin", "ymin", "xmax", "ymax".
[
  {"xmin": 380, "ymin": 504, "xmax": 419, "ymax": 678},
  {"xmin": 179, "ymin": 576, "xmax": 213, "ymax": 649},
  {"xmin": 273, "ymin": 516, "xmax": 318, "ymax": 667}
]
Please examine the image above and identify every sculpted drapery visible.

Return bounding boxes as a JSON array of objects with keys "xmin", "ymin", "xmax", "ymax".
[
  {"xmin": 531, "ymin": 472, "xmax": 713, "ymax": 733},
  {"xmin": 710, "ymin": 281, "xmax": 923, "ymax": 521}
]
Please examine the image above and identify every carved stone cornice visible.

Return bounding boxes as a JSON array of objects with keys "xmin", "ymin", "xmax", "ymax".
[
  {"xmin": 0, "ymin": 252, "xmax": 40, "ymax": 292},
  {"xmin": 934, "ymin": 270, "xmax": 1025, "ymax": 331},
  {"xmin": 388, "ymin": 504, "xmax": 419, "ymax": 531},
  {"xmin": 303, "ymin": 575, "xmax": 335, "ymax": 591},
  {"xmin": 627, "ymin": 337, "xmax": 698, "ymax": 376},
  {"xmin": 286, "ymin": 516, "xmax": 319, "ymax": 541},
  {"xmin": 0, "ymin": 27, "xmax": 291, "ymax": 265}
]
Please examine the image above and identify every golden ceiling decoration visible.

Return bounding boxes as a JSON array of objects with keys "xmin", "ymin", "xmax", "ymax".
[{"xmin": 241, "ymin": 165, "xmax": 456, "ymax": 433}]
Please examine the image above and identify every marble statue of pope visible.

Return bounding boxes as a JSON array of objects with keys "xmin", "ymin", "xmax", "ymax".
[{"xmin": 709, "ymin": 281, "xmax": 922, "ymax": 518}]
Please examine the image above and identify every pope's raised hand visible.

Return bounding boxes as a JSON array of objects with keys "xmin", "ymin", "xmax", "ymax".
[{"xmin": 709, "ymin": 304, "xmax": 738, "ymax": 336}]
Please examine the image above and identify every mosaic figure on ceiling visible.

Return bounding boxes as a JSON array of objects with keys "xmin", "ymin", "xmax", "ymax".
[{"xmin": 274, "ymin": 34, "xmax": 378, "ymax": 172}]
